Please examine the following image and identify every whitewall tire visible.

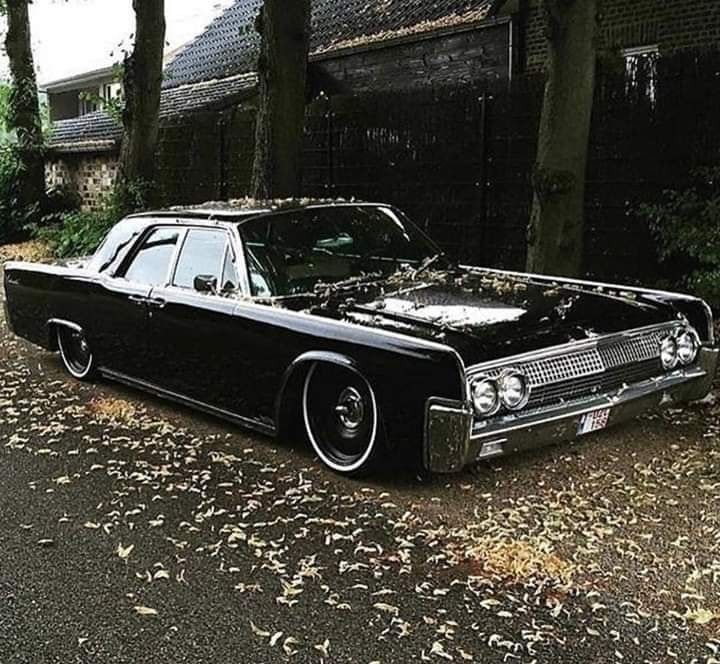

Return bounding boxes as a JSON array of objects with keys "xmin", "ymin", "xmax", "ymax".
[
  {"xmin": 56, "ymin": 325, "xmax": 95, "ymax": 380},
  {"xmin": 302, "ymin": 362, "xmax": 381, "ymax": 476}
]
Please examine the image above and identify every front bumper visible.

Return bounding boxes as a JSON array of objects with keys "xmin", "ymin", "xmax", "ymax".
[{"xmin": 424, "ymin": 346, "xmax": 719, "ymax": 473}]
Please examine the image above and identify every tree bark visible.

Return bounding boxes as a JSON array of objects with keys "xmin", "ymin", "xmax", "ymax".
[
  {"xmin": 117, "ymin": 0, "xmax": 166, "ymax": 212},
  {"xmin": 4, "ymin": 0, "xmax": 45, "ymax": 213},
  {"xmin": 251, "ymin": 0, "xmax": 311, "ymax": 200},
  {"xmin": 526, "ymin": 0, "xmax": 598, "ymax": 277}
]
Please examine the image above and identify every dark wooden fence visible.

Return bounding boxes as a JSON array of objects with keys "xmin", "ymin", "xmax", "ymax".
[{"xmin": 155, "ymin": 50, "xmax": 720, "ymax": 283}]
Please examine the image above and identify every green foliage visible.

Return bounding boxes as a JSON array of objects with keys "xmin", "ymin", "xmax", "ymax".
[
  {"xmin": 35, "ymin": 207, "xmax": 116, "ymax": 258},
  {"xmin": 35, "ymin": 179, "xmax": 150, "ymax": 259},
  {"xmin": 114, "ymin": 177, "xmax": 154, "ymax": 216},
  {"xmin": 639, "ymin": 167, "xmax": 720, "ymax": 307},
  {"xmin": 78, "ymin": 66, "xmax": 125, "ymax": 124},
  {"xmin": 0, "ymin": 144, "xmax": 39, "ymax": 243},
  {"xmin": 0, "ymin": 84, "xmax": 12, "ymax": 135}
]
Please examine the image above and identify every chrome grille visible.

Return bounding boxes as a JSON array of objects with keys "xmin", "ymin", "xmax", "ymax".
[
  {"xmin": 525, "ymin": 359, "xmax": 662, "ymax": 410},
  {"xmin": 599, "ymin": 327, "xmax": 670, "ymax": 368},
  {"xmin": 523, "ymin": 350, "xmax": 604, "ymax": 386},
  {"xmin": 468, "ymin": 324, "xmax": 680, "ymax": 412}
]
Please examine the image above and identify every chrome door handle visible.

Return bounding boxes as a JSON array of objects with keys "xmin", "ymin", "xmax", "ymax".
[
  {"xmin": 148, "ymin": 297, "xmax": 166, "ymax": 309},
  {"xmin": 128, "ymin": 295, "xmax": 147, "ymax": 305}
]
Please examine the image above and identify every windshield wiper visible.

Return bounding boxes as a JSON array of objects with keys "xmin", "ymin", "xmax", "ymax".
[{"xmin": 411, "ymin": 253, "xmax": 445, "ymax": 278}]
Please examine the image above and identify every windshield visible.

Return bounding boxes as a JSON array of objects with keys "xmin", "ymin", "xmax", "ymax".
[{"xmin": 238, "ymin": 205, "xmax": 442, "ymax": 297}]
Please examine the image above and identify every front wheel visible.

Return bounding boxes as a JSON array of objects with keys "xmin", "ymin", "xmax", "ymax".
[
  {"xmin": 57, "ymin": 325, "xmax": 95, "ymax": 380},
  {"xmin": 302, "ymin": 363, "xmax": 383, "ymax": 476}
]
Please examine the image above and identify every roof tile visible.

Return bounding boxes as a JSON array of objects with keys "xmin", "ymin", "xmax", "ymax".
[
  {"xmin": 164, "ymin": 0, "xmax": 493, "ymax": 88},
  {"xmin": 48, "ymin": 72, "xmax": 257, "ymax": 151},
  {"xmin": 49, "ymin": 0, "xmax": 495, "ymax": 149}
]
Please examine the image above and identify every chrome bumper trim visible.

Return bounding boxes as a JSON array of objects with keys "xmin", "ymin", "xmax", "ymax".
[
  {"xmin": 425, "ymin": 347, "xmax": 718, "ymax": 473},
  {"xmin": 424, "ymin": 398, "xmax": 473, "ymax": 474}
]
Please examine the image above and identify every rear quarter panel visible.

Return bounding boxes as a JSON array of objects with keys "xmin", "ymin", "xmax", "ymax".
[{"xmin": 3, "ymin": 262, "xmax": 96, "ymax": 350}]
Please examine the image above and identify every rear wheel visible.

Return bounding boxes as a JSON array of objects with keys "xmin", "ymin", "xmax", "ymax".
[
  {"xmin": 57, "ymin": 325, "xmax": 95, "ymax": 380},
  {"xmin": 302, "ymin": 363, "xmax": 382, "ymax": 476}
]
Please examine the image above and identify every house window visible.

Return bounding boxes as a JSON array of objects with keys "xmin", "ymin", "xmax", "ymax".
[
  {"xmin": 102, "ymin": 83, "xmax": 122, "ymax": 103},
  {"xmin": 78, "ymin": 93, "xmax": 97, "ymax": 116},
  {"xmin": 623, "ymin": 44, "xmax": 659, "ymax": 106}
]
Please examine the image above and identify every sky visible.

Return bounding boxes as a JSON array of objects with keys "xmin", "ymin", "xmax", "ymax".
[{"xmin": 0, "ymin": 0, "xmax": 235, "ymax": 86}]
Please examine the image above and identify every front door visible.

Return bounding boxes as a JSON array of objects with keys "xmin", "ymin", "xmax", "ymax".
[{"xmin": 145, "ymin": 228, "xmax": 245, "ymax": 410}]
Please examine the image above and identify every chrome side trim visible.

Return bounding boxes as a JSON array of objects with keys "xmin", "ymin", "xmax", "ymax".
[
  {"xmin": 699, "ymin": 299, "xmax": 716, "ymax": 346},
  {"xmin": 48, "ymin": 318, "xmax": 83, "ymax": 334},
  {"xmin": 99, "ymin": 368, "xmax": 276, "ymax": 437},
  {"xmin": 461, "ymin": 264, "xmax": 695, "ymax": 302}
]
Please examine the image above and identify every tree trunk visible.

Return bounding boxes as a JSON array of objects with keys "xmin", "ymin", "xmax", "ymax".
[
  {"xmin": 5, "ymin": 0, "xmax": 45, "ymax": 213},
  {"xmin": 526, "ymin": 0, "xmax": 598, "ymax": 277},
  {"xmin": 251, "ymin": 0, "xmax": 311, "ymax": 200},
  {"xmin": 117, "ymin": 0, "xmax": 166, "ymax": 212}
]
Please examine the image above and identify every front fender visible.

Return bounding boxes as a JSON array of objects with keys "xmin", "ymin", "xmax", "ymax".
[{"xmin": 275, "ymin": 345, "xmax": 467, "ymax": 460}]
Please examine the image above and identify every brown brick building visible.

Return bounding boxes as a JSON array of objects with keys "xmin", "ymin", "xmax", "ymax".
[{"xmin": 505, "ymin": 0, "xmax": 720, "ymax": 72}]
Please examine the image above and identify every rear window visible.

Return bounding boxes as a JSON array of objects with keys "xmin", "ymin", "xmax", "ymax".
[{"xmin": 89, "ymin": 218, "xmax": 148, "ymax": 274}]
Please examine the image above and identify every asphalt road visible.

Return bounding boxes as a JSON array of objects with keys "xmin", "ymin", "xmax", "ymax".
[{"xmin": 2, "ymin": 271, "xmax": 720, "ymax": 663}]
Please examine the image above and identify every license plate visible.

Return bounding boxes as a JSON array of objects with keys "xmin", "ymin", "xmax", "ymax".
[{"xmin": 578, "ymin": 408, "xmax": 611, "ymax": 436}]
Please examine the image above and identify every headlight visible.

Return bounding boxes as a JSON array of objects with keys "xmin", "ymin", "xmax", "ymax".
[
  {"xmin": 471, "ymin": 377, "xmax": 500, "ymax": 417},
  {"xmin": 498, "ymin": 369, "xmax": 530, "ymax": 410},
  {"xmin": 660, "ymin": 335, "xmax": 678, "ymax": 369},
  {"xmin": 676, "ymin": 329, "xmax": 699, "ymax": 365}
]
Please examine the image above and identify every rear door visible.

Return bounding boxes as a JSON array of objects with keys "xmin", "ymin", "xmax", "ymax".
[{"xmin": 92, "ymin": 226, "xmax": 183, "ymax": 378}]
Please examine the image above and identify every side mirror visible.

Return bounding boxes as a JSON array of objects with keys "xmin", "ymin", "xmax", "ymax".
[{"xmin": 193, "ymin": 274, "xmax": 218, "ymax": 294}]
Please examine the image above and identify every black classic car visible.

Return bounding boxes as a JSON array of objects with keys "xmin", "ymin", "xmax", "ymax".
[{"xmin": 3, "ymin": 201, "xmax": 717, "ymax": 476}]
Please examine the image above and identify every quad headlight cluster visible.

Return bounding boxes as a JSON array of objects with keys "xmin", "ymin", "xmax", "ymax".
[
  {"xmin": 471, "ymin": 369, "xmax": 530, "ymax": 418},
  {"xmin": 660, "ymin": 327, "xmax": 699, "ymax": 370}
]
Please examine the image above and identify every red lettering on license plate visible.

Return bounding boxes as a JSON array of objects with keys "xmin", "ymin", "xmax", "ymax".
[{"xmin": 578, "ymin": 408, "xmax": 611, "ymax": 436}]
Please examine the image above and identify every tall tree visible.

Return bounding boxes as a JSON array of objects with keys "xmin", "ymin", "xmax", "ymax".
[
  {"xmin": 4, "ymin": 0, "xmax": 45, "ymax": 213},
  {"xmin": 251, "ymin": 0, "xmax": 311, "ymax": 199},
  {"xmin": 117, "ymin": 0, "xmax": 165, "ymax": 212},
  {"xmin": 526, "ymin": 0, "xmax": 598, "ymax": 277}
]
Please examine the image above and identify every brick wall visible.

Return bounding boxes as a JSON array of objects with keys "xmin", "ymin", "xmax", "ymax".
[
  {"xmin": 316, "ymin": 19, "xmax": 512, "ymax": 94},
  {"xmin": 522, "ymin": 0, "xmax": 720, "ymax": 72},
  {"xmin": 45, "ymin": 153, "xmax": 119, "ymax": 211}
]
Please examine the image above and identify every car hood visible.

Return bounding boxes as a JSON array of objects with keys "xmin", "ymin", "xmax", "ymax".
[{"xmin": 310, "ymin": 268, "xmax": 678, "ymax": 367}]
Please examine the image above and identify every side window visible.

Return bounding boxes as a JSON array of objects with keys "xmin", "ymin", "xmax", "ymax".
[
  {"xmin": 173, "ymin": 229, "xmax": 229, "ymax": 290},
  {"xmin": 123, "ymin": 228, "xmax": 180, "ymax": 286}
]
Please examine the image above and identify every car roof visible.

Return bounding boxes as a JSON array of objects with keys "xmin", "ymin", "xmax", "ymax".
[{"xmin": 127, "ymin": 199, "xmax": 384, "ymax": 225}]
